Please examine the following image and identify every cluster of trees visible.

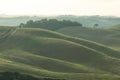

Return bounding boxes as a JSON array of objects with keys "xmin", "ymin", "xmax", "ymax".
[
  {"xmin": 19, "ymin": 19, "xmax": 82, "ymax": 30},
  {"xmin": 0, "ymin": 72, "xmax": 65, "ymax": 80}
]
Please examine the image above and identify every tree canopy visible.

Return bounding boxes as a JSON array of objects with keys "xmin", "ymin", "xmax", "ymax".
[{"xmin": 19, "ymin": 19, "xmax": 82, "ymax": 30}]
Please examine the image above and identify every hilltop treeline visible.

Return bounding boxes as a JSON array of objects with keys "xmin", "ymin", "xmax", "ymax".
[
  {"xmin": 19, "ymin": 19, "xmax": 82, "ymax": 30},
  {"xmin": 0, "ymin": 72, "xmax": 65, "ymax": 80}
]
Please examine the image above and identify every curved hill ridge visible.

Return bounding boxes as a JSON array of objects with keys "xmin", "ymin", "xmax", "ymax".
[
  {"xmin": 0, "ymin": 27, "xmax": 120, "ymax": 80},
  {"xmin": 57, "ymin": 26, "xmax": 120, "ymax": 51}
]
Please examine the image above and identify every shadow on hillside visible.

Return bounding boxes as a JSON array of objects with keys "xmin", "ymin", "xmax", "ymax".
[{"xmin": 0, "ymin": 72, "xmax": 65, "ymax": 80}]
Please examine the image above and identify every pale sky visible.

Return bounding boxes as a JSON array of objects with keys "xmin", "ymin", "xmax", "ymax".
[{"xmin": 0, "ymin": 0, "xmax": 120, "ymax": 16}]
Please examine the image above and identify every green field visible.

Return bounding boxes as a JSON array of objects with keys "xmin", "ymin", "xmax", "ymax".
[
  {"xmin": 0, "ymin": 26, "xmax": 120, "ymax": 80},
  {"xmin": 57, "ymin": 26, "xmax": 120, "ymax": 51}
]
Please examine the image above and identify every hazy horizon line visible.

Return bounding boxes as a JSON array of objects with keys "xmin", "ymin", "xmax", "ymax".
[{"xmin": 0, "ymin": 14, "xmax": 120, "ymax": 18}]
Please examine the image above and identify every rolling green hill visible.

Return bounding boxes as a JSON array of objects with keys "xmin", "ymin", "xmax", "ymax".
[
  {"xmin": 57, "ymin": 26, "xmax": 120, "ymax": 51},
  {"xmin": 0, "ymin": 27, "xmax": 120, "ymax": 80},
  {"xmin": 110, "ymin": 24, "xmax": 120, "ymax": 31}
]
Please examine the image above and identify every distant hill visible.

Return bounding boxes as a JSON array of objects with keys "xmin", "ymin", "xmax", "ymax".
[
  {"xmin": 110, "ymin": 24, "xmax": 120, "ymax": 31},
  {"xmin": 0, "ymin": 15, "xmax": 120, "ymax": 28},
  {"xmin": 0, "ymin": 27, "xmax": 120, "ymax": 80},
  {"xmin": 55, "ymin": 15, "xmax": 120, "ymax": 27}
]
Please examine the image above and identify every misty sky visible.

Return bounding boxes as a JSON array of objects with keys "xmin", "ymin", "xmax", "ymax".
[{"xmin": 0, "ymin": 0, "xmax": 120, "ymax": 16}]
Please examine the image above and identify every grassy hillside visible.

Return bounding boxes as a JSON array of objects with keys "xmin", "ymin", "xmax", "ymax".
[
  {"xmin": 0, "ymin": 27, "xmax": 120, "ymax": 80},
  {"xmin": 57, "ymin": 26, "xmax": 120, "ymax": 51}
]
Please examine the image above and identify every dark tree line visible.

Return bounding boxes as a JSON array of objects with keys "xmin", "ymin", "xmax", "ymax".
[
  {"xmin": 0, "ymin": 72, "xmax": 65, "ymax": 80},
  {"xmin": 19, "ymin": 19, "xmax": 82, "ymax": 30}
]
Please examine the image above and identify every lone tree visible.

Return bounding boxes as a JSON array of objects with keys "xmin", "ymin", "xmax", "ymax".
[
  {"xmin": 19, "ymin": 23, "xmax": 24, "ymax": 28},
  {"xmin": 94, "ymin": 24, "xmax": 99, "ymax": 28}
]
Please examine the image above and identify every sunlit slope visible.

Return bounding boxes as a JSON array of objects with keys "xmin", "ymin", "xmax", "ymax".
[
  {"xmin": 12, "ymin": 28, "xmax": 120, "ymax": 59},
  {"xmin": 0, "ymin": 27, "xmax": 120, "ymax": 80},
  {"xmin": 57, "ymin": 26, "xmax": 120, "ymax": 51}
]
